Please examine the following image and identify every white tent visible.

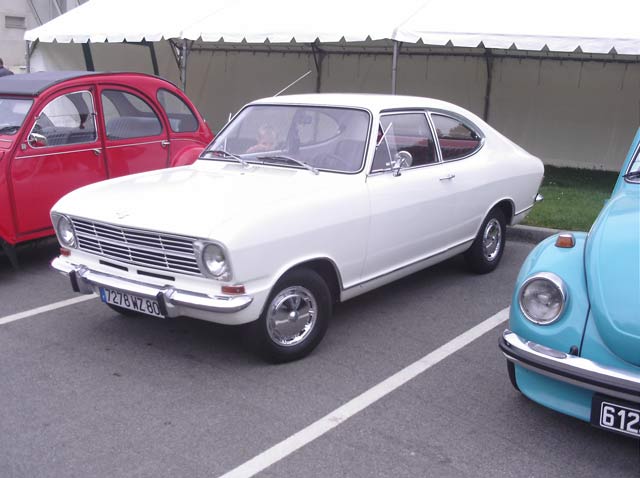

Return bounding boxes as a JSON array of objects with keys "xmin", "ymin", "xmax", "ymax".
[{"xmin": 24, "ymin": 0, "xmax": 640, "ymax": 170}]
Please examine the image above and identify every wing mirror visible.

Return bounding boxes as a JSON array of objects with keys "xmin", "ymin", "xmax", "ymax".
[
  {"xmin": 391, "ymin": 150, "xmax": 413, "ymax": 177},
  {"xmin": 28, "ymin": 132, "xmax": 48, "ymax": 148}
]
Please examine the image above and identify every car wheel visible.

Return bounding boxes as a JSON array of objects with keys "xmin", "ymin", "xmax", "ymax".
[
  {"xmin": 250, "ymin": 268, "xmax": 331, "ymax": 363},
  {"xmin": 464, "ymin": 207, "xmax": 506, "ymax": 274},
  {"xmin": 507, "ymin": 361, "xmax": 521, "ymax": 392}
]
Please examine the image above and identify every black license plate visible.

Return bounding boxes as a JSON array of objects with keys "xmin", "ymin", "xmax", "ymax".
[{"xmin": 591, "ymin": 394, "xmax": 640, "ymax": 438}]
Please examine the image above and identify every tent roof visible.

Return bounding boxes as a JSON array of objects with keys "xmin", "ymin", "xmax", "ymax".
[{"xmin": 24, "ymin": 0, "xmax": 640, "ymax": 55}]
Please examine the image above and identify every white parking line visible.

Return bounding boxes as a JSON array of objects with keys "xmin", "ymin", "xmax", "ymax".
[
  {"xmin": 0, "ymin": 295, "xmax": 97, "ymax": 326},
  {"xmin": 219, "ymin": 307, "xmax": 510, "ymax": 478}
]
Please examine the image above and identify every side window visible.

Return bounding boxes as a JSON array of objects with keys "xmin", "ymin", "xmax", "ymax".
[
  {"xmin": 431, "ymin": 113, "xmax": 482, "ymax": 161},
  {"xmin": 29, "ymin": 91, "xmax": 97, "ymax": 148},
  {"xmin": 157, "ymin": 89, "xmax": 199, "ymax": 133},
  {"xmin": 372, "ymin": 113, "xmax": 437, "ymax": 172},
  {"xmin": 101, "ymin": 89, "xmax": 162, "ymax": 140}
]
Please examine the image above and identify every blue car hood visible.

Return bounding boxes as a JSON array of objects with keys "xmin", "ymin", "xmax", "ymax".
[{"xmin": 586, "ymin": 191, "xmax": 640, "ymax": 365}]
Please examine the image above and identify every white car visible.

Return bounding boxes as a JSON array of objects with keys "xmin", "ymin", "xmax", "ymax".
[{"xmin": 51, "ymin": 94, "xmax": 544, "ymax": 362}]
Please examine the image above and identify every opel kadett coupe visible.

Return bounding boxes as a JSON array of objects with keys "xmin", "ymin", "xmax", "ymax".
[
  {"xmin": 51, "ymin": 94, "xmax": 543, "ymax": 362},
  {"xmin": 0, "ymin": 71, "xmax": 212, "ymax": 267},
  {"xmin": 500, "ymin": 128, "xmax": 640, "ymax": 438}
]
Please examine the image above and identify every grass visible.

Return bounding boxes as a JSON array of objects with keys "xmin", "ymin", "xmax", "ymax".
[{"xmin": 522, "ymin": 166, "xmax": 619, "ymax": 232}]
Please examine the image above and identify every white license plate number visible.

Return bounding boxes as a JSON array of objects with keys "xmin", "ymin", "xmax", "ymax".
[
  {"xmin": 100, "ymin": 288, "xmax": 164, "ymax": 318},
  {"xmin": 592, "ymin": 396, "xmax": 640, "ymax": 438}
]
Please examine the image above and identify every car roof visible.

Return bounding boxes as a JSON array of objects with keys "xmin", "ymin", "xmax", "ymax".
[
  {"xmin": 250, "ymin": 93, "xmax": 470, "ymax": 114},
  {"xmin": 0, "ymin": 71, "xmax": 103, "ymax": 96}
]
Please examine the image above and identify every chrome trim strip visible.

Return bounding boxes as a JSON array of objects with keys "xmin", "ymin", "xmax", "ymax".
[
  {"xmin": 106, "ymin": 139, "xmax": 165, "ymax": 149},
  {"xmin": 515, "ymin": 202, "xmax": 535, "ymax": 216},
  {"xmin": 17, "ymin": 147, "xmax": 102, "ymax": 159},
  {"xmin": 0, "ymin": 138, "xmax": 12, "ymax": 143},
  {"xmin": 500, "ymin": 329, "xmax": 640, "ymax": 402},
  {"xmin": 51, "ymin": 257, "xmax": 252, "ymax": 315},
  {"xmin": 344, "ymin": 237, "xmax": 474, "ymax": 292}
]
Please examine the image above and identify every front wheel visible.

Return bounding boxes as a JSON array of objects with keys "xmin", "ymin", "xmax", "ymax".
[
  {"xmin": 249, "ymin": 268, "xmax": 331, "ymax": 363},
  {"xmin": 464, "ymin": 207, "xmax": 506, "ymax": 274}
]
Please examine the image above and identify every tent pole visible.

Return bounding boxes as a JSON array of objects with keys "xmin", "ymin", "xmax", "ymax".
[
  {"xmin": 391, "ymin": 40, "xmax": 401, "ymax": 95},
  {"xmin": 180, "ymin": 39, "xmax": 189, "ymax": 91},
  {"xmin": 82, "ymin": 42, "xmax": 95, "ymax": 71},
  {"xmin": 483, "ymin": 49, "xmax": 494, "ymax": 122},
  {"xmin": 311, "ymin": 41, "xmax": 326, "ymax": 93}
]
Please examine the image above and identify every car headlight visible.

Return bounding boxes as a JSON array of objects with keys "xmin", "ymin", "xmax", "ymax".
[
  {"xmin": 198, "ymin": 242, "xmax": 230, "ymax": 280},
  {"xmin": 54, "ymin": 215, "xmax": 76, "ymax": 248},
  {"xmin": 518, "ymin": 272, "xmax": 567, "ymax": 325}
]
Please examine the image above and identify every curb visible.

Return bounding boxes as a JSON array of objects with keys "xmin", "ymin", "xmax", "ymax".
[{"xmin": 507, "ymin": 224, "xmax": 560, "ymax": 244}]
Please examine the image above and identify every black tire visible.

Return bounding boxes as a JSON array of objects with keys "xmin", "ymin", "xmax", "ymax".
[
  {"xmin": 507, "ymin": 361, "xmax": 521, "ymax": 392},
  {"xmin": 464, "ymin": 207, "xmax": 506, "ymax": 274},
  {"xmin": 249, "ymin": 268, "xmax": 331, "ymax": 363}
]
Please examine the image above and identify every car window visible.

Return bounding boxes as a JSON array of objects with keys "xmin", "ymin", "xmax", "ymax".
[
  {"xmin": 157, "ymin": 89, "xmax": 199, "ymax": 133},
  {"xmin": 101, "ymin": 89, "xmax": 162, "ymax": 140},
  {"xmin": 0, "ymin": 98, "xmax": 33, "ymax": 136},
  {"xmin": 431, "ymin": 113, "xmax": 482, "ymax": 161},
  {"xmin": 372, "ymin": 113, "xmax": 437, "ymax": 172},
  {"xmin": 29, "ymin": 91, "xmax": 97, "ymax": 148},
  {"xmin": 205, "ymin": 105, "xmax": 369, "ymax": 173}
]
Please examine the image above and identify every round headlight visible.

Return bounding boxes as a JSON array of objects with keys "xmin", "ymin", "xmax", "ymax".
[
  {"xmin": 201, "ymin": 243, "xmax": 229, "ymax": 278},
  {"xmin": 518, "ymin": 272, "xmax": 567, "ymax": 325},
  {"xmin": 57, "ymin": 215, "xmax": 76, "ymax": 247}
]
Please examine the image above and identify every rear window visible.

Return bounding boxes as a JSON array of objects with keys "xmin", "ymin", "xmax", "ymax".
[
  {"xmin": 157, "ymin": 89, "xmax": 199, "ymax": 133},
  {"xmin": 431, "ymin": 113, "xmax": 482, "ymax": 161}
]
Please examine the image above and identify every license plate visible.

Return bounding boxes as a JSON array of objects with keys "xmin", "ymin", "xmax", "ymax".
[
  {"xmin": 591, "ymin": 394, "xmax": 640, "ymax": 438},
  {"xmin": 100, "ymin": 287, "xmax": 164, "ymax": 318}
]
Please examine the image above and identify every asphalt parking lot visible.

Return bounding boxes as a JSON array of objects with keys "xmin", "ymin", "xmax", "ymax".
[{"xmin": 1, "ymin": 238, "xmax": 638, "ymax": 478}]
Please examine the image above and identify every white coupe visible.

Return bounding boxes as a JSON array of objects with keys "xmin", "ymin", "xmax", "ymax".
[{"xmin": 51, "ymin": 94, "xmax": 544, "ymax": 362}]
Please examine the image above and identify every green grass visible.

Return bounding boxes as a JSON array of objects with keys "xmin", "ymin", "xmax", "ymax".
[{"xmin": 522, "ymin": 166, "xmax": 619, "ymax": 232}]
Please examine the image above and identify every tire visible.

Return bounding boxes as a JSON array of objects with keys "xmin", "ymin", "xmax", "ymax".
[
  {"xmin": 507, "ymin": 361, "xmax": 521, "ymax": 392},
  {"xmin": 464, "ymin": 207, "xmax": 506, "ymax": 274},
  {"xmin": 249, "ymin": 268, "xmax": 331, "ymax": 363}
]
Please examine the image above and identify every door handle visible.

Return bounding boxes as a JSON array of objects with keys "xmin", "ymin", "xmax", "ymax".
[
  {"xmin": 92, "ymin": 148, "xmax": 101, "ymax": 156},
  {"xmin": 439, "ymin": 173, "xmax": 455, "ymax": 181},
  {"xmin": 161, "ymin": 140, "xmax": 170, "ymax": 148}
]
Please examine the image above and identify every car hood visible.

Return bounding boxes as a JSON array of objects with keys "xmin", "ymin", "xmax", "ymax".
[
  {"xmin": 52, "ymin": 161, "xmax": 347, "ymax": 241},
  {"xmin": 585, "ymin": 190, "xmax": 640, "ymax": 365}
]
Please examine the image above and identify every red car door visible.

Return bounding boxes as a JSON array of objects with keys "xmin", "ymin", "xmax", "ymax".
[
  {"xmin": 10, "ymin": 86, "xmax": 107, "ymax": 235},
  {"xmin": 97, "ymin": 86, "xmax": 169, "ymax": 177}
]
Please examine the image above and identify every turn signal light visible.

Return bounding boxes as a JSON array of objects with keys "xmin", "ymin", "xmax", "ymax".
[
  {"xmin": 222, "ymin": 285, "xmax": 245, "ymax": 295},
  {"xmin": 60, "ymin": 247, "xmax": 71, "ymax": 256},
  {"xmin": 555, "ymin": 233, "xmax": 575, "ymax": 248}
]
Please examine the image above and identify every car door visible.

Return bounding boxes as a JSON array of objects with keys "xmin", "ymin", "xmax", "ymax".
[
  {"xmin": 10, "ymin": 87, "xmax": 106, "ymax": 235},
  {"xmin": 98, "ymin": 87, "xmax": 169, "ymax": 177},
  {"xmin": 362, "ymin": 111, "xmax": 466, "ymax": 280}
]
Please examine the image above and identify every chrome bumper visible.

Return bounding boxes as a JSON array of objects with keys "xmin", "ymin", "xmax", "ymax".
[
  {"xmin": 51, "ymin": 256, "xmax": 253, "ymax": 318},
  {"xmin": 500, "ymin": 329, "xmax": 640, "ymax": 402}
]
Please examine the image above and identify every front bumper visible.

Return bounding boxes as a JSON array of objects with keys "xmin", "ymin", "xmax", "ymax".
[
  {"xmin": 500, "ymin": 329, "xmax": 640, "ymax": 403},
  {"xmin": 51, "ymin": 256, "xmax": 253, "ymax": 320}
]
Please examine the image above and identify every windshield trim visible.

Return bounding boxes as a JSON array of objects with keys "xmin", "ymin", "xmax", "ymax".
[
  {"xmin": 624, "ymin": 140, "xmax": 640, "ymax": 184},
  {"xmin": 201, "ymin": 103, "xmax": 373, "ymax": 175}
]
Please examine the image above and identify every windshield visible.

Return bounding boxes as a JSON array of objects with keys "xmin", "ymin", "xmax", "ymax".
[
  {"xmin": 0, "ymin": 98, "xmax": 33, "ymax": 136},
  {"xmin": 203, "ymin": 105, "xmax": 370, "ymax": 173}
]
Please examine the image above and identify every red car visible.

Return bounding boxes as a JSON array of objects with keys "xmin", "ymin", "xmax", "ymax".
[{"xmin": 0, "ymin": 71, "xmax": 213, "ymax": 267}]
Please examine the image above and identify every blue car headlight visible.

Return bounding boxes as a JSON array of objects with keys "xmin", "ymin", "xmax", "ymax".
[{"xmin": 518, "ymin": 272, "xmax": 567, "ymax": 325}]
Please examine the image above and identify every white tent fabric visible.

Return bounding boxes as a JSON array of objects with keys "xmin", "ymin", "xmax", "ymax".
[{"xmin": 25, "ymin": 0, "xmax": 640, "ymax": 55}]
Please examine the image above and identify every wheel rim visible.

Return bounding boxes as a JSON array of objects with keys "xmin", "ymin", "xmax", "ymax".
[
  {"xmin": 482, "ymin": 218, "xmax": 502, "ymax": 262},
  {"xmin": 266, "ymin": 286, "xmax": 317, "ymax": 347}
]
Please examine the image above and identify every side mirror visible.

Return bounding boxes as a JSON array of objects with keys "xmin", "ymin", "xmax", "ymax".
[
  {"xmin": 391, "ymin": 150, "xmax": 413, "ymax": 177},
  {"xmin": 28, "ymin": 132, "xmax": 47, "ymax": 148}
]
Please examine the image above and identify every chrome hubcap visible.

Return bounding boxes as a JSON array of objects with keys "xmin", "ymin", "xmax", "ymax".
[
  {"xmin": 482, "ymin": 218, "xmax": 502, "ymax": 261},
  {"xmin": 266, "ymin": 286, "xmax": 317, "ymax": 347}
]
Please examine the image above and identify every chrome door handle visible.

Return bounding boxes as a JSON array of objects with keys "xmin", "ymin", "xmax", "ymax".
[
  {"xmin": 439, "ymin": 173, "xmax": 455, "ymax": 181},
  {"xmin": 92, "ymin": 148, "xmax": 101, "ymax": 156},
  {"xmin": 161, "ymin": 140, "xmax": 170, "ymax": 147}
]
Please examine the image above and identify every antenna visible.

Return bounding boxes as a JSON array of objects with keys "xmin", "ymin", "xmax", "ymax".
[{"xmin": 274, "ymin": 70, "xmax": 312, "ymax": 97}]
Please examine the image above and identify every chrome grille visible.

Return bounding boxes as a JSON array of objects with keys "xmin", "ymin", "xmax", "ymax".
[{"xmin": 71, "ymin": 218, "xmax": 201, "ymax": 276}]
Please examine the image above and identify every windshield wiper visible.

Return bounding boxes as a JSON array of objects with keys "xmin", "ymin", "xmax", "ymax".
[
  {"xmin": 200, "ymin": 149, "xmax": 250, "ymax": 168},
  {"xmin": 257, "ymin": 155, "xmax": 319, "ymax": 175},
  {"xmin": 624, "ymin": 170, "xmax": 640, "ymax": 180}
]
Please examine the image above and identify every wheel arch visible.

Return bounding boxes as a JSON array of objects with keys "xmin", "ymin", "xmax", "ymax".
[{"xmin": 273, "ymin": 257, "xmax": 343, "ymax": 305}]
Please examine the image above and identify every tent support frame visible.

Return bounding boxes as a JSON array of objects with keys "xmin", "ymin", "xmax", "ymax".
[
  {"xmin": 311, "ymin": 41, "xmax": 326, "ymax": 93},
  {"xmin": 483, "ymin": 49, "xmax": 494, "ymax": 122},
  {"xmin": 25, "ymin": 39, "xmax": 39, "ymax": 73},
  {"xmin": 82, "ymin": 42, "xmax": 95, "ymax": 71},
  {"xmin": 391, "ymin": 40, "xmax": 401, "ymax": 94},
  {"xmin": 169, "ymin": 38, "xmax": 193, "ymax": 91}
]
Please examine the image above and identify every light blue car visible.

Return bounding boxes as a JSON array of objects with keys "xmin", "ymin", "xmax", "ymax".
[{"xmin": 500, "ymin": 128, "xmax": 640, "ymax": 438}]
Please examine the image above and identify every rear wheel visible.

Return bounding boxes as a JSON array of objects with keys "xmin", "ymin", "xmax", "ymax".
[
  {"xmin": 249, "ymin": 268, "xmax": 331, "ymax": 363},
  {"xmin": 464, "ymin": 207, "xmax": 506, "ymax": 274}
]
